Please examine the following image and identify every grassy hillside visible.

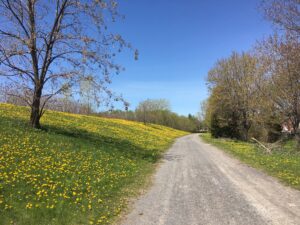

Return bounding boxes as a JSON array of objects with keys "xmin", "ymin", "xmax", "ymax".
[
  {"xmin": 200, "ymin": 133, "xmax": 300, "ymax": 190},
  {"xmin": 0, "ymin": 103, "xmax": 187, "ymax": 225}
]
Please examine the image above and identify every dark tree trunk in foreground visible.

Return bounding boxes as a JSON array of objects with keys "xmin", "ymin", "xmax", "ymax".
[{"xmin": 30, "ymin": 85, "xmax": 42, "ymax": 129}]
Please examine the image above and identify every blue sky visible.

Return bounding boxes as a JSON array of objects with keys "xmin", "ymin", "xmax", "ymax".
[{"xmin": 108, "ymin": 0, "xmax": 273, "ymax": 115}]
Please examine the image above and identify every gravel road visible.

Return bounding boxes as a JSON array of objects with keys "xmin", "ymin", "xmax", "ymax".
[{"xmin": 121, "ymin": 134, "xmax": 300, "ymax": 225}]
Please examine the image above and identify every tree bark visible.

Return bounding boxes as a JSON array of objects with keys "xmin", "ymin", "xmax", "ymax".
[{"xmin": 30, "ymin": 85, "xmax": 42, "ymax": 129}]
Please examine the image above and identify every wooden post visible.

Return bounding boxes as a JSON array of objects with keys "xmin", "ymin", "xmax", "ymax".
[{"xmin": 251, "ymin": 137, "xmax": 271, "ymax": 154}]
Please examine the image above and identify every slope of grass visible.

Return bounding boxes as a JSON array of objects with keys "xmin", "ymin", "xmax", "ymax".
[
  {"xmin": 0, "ymin": 103, "xmax": 187, "ymax": 225},
  {"xmin": 200, "ymin": 133, "xmax": 300, "ymax": 190}
]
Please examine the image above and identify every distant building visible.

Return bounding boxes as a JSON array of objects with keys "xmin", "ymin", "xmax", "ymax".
[{"xmin": 281, "ymin": 119, "xmax": 299, "ymax": 134}]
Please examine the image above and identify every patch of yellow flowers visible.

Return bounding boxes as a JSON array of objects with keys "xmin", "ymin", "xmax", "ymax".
[
  {"xmin": 0, "ymin": 103, "xmax": 187, "ymax": 224},
  {"xmin": 201, "ymin": 133, "xmax": 300, "ymax": 190}
]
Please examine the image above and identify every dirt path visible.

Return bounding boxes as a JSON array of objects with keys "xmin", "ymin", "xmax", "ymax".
[{"xmin": 121, "ymin": 134, "xmax": 300, "ymax": 225}]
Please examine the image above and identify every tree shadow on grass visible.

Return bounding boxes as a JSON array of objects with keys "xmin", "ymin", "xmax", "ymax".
[
  {"xmin": 0, "ymin": 115, "xmax": 162, "ymax": 163},
  {"xmin": 44, "ymin": 123, "xmax": 162, "ymax": 163}
]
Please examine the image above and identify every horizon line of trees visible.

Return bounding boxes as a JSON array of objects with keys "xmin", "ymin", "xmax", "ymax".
[
  {"xmin": 98, "ymin": 99, "xmax": 202, "ymax": 132},
  {"xmin": 0, "ymin": 93, "xmax": 202, "ymax": 132},
  {"xmin": 203, "ymin": 0, "xmax": 300, "ymax": 145}
]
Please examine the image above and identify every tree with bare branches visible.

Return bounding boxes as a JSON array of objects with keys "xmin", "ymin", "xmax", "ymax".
[
  {"xmin": 0, "ymin": 0, "xmax": 135, "ymax": 128},
  {"xmin": 255, "ymin": 33, "xmax": 300, "ymax": 136},
  {"xmin": 261, "ymin": 0, "xmax": 300, "ymax": 35}
]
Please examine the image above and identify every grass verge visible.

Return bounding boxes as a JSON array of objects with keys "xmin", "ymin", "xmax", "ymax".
[
  {"xmin": 0, "ymin": 103, "xmax": 187, "ymax": 225},
  {"xmin": 200, "ymin": 133, "xmax": 300, "ymax": 190}
]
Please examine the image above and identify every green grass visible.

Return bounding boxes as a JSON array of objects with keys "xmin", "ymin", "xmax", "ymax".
[
  {"xmin": 200, "ymin": 133, "xmax": 300, "ymax": 190},
  {"xmin": 0, "ymin": 103, "xmax": 187, "ymax": 225}
]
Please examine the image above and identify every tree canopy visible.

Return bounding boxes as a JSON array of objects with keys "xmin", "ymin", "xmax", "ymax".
[{"xmin": 0, "ymin": 0, "xmax": 135, "ymax": 128}]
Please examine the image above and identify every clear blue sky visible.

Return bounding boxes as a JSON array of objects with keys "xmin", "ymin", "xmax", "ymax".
[{"xmin": 109, "ymin": 0, "xmax": 272, "ymax": 115}]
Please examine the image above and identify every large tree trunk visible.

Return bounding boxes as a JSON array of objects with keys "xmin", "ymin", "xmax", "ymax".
[{"xmin": 30, "ymin": 85, "xmax": 42, "ymax": 129}]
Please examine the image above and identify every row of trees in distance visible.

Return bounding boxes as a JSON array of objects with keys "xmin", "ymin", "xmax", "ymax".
[
  {"xmin": 99, "ymin": 99, "xmax": 202, "ymax": 132},
  {"xmin": 1, "ymin": 90, "xmax": 202, "ymax": 132}
]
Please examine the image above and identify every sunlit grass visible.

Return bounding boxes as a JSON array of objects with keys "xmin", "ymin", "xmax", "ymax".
[
  {"xmin": 0, "ymin": 103, "xmax": 187, "ymax": 225},
  {"xmin": 200, "ymin": 133, "xmax": 300, "ymax": 190}
]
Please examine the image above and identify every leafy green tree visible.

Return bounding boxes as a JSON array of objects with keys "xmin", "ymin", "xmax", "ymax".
[
  {"xmin": 206, "ymin": 52, "xmax": 260, "ymax": 140},
  {"xmin": 135, "ymin": 99, "xmax": 170, "ymax": 124}
]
